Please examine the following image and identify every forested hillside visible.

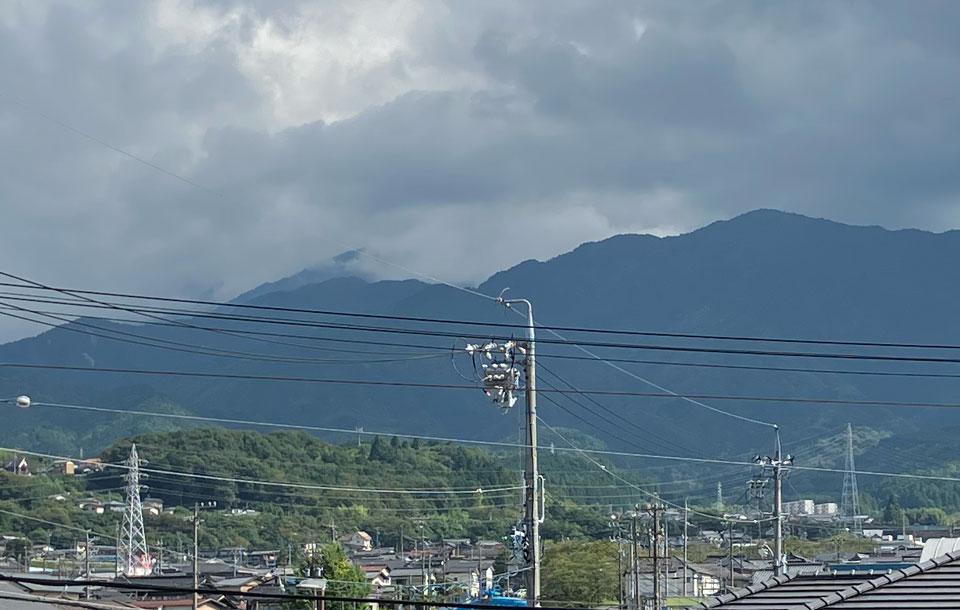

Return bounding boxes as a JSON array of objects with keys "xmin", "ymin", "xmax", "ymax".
[
  {"xmin": 4, "ymin": 210, "xmax": 960, "ymax": 502},
  {"xmin": 0, "ymin": 428, "xmax": 659, "ymax": 550}
]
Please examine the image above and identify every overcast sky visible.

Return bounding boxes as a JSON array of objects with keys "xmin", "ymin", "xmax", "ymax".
[{"xmin": 1, "ymin": 1, "xmax": 959, "ymax": 340}]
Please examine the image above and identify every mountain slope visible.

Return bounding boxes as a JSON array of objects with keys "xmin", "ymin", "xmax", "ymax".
[{"xmin": 3, "ymin": 209, "xmax": 960, "ymax": 468}]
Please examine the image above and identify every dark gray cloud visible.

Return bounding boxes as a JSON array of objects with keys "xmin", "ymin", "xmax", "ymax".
[{"xmin": 1, "ymin": 0, "xmax": 959, "ymax": 340}]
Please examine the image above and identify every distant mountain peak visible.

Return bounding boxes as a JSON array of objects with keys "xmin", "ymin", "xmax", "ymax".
[{"xmin": 232, "ymin": 249, "xmax": 373, "ymax": 303}]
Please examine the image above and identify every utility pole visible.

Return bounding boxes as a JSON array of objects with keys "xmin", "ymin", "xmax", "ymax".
[
  {"xmin": 755, "ymin": 432, "xmax": 793, "ymax": 577},
  {"xmin": 84, "ymin": 531, "xmax": 91, "ymax": 600},
  {"xmin": 193, "ymin": 504, "xmax": 200, "ymax": 610},
  {"xmin": 611, "ymin": 517, "xmax": 624, "ymax": 610},
  {"xmin": 631, "ymin": 510, "xmax": 640, "ymax": 610},
  {"xmin": 617, "ymin": 531, "xmax": 624, "ymax": 610},
  {"xmin": 647, "ymin": 500, "xmax": 661, "ymax": 610},
  {"xmin": 663, "ymin": 512, "xmax": 669, "ymax": 603},
  {"xmin": 727, "ymin": 521, "xmax": 733, "ymax": 592},
  {"xmin": 114, "ymin": 523, "xmax": 120, "ymax": 577},
  {"xmin": 469, "ymin": 295, "xmax": 540, "ymax": 606},
  {"xmin": 157, "ymin": 539, "xmax": 164, "ymax": 574},
  {"xmin": 418, "ymin": 523, "xmax": 426, "ymax": 595},
  {"xmin": 683, "ymin": 501, "xmax": 688, "ymax": 598},
  {"xmin": 517, "ymin": 299, "xmax": 541, "ymax": 608}
]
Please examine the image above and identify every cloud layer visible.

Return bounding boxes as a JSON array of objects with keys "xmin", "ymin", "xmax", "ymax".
[{"xmin": 1, "ymin": 0, "xmax": 959, "ymax": 339}]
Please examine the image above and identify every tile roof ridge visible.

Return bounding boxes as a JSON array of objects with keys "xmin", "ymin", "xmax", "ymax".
[
  {"xmin": 803, "ymin": 550, "xmax": 960, "ymax": 609},
  {"xmin": 698, "ymin": 572, "xmax": 797, "ymax": 608}
]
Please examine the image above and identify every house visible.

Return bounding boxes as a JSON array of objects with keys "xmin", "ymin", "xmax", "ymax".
[
  {"xmin": 210, "ymin": 573, "xmax": 275, "ymax": 594},
  {"xmin": 443, "ymin": 559, "xmax": 495, "ymax": 598},
  {"xmin": 4, "ymin": 457, "xmax": 29, "ymax": 475},
  {"xmin": 362, "ymin": 564, "xmax": 392, "ymax": 590},
  {"xmin": 60, "ymin": 459, "xmax": 76, "ymax": 475},
  {"xmin": 247, "ymin": 550, "xmax": 278, "ymax": 568},
  {"xmin": 2, "ymin": 572, "xmax": 91, "ymax": 599},
  {"xmin": 77, "ymin": 497, "xmax": 105, "ymax": 514},
  {"xmin": 700, "ymin": 541, "xmax": 960, "ymax": 609},
  {"xmin": 75, "ymin": 458, "xmax": 104, "ymax": 474},
  {"xmin": 105, "ymin": 500, "xmax": 126, "ymax": 513},
  {"xmin": 131, "ymin": 598, "xmax": 230, "ymax": 609},
  {"xmin": 143, "ymin": 497, "xmax": 164, "ymax": 516},
  {"xmin": 341, "ymin": 531, "xmax": 373, "ymax": 552}
]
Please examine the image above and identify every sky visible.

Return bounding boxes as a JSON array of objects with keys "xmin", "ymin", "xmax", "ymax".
[{"xmin": 1, "ymin": 0, "xmax": 960, "ymax": 341}]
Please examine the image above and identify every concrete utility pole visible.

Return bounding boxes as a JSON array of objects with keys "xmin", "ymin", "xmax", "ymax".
[
  {"xmin": 193, "ymin": 504, "xmax": 200, "ymax": 610},
  {"xmin": 114, "ymin": 523, "xmax": 120, "ymax": 577},
  {"xmin": 513, "ymin": 298, "xmax": 541, "ymax": 608},
  {"xmin": 647, "ymin": 500, "xmax": 662, "ymax": 610},
  {"xmin": 469, "ymin": 295, "xmax": 541, "ymax": 606},
  {"xmin": 683, "ymin": 501, "xmax": 688, "ymax": 598},
  {"xmin": 663, "ymin": 512, "xmax": 669, "ymax": 602},
  {"xmin": 631, "ymin": 510, "xmax": 640, "ymax": 610},
  {"xmin": 84, "ymin": 531, "xmax": 91, "ymax": 600},
  {"xmin": 755, "ymin": 432, "xmax": 792, "ymax": 577},
  {"xmin": 727, "ymin": 521, "xmax": 733, "ymax": 591}
]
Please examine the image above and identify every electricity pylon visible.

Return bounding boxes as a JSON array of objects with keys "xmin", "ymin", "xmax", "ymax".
[
  {"xmin": 119, "ymin": 444, "xmax": 152, "ymax": 576},
  {"xmin": 840, "ymin": 423, "xmax": 862, "ymax": 535}
]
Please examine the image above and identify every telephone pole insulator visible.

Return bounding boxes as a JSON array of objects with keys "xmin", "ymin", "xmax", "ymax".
[
  {"xmin": 466, "ymin": 295, "xmax": 541, "ymax": 606},
  {"xmin": 755, "ymin": 437, "xmax": 793, "ymax": 577}
]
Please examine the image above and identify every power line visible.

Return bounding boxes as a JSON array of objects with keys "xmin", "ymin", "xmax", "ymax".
[
  {"xmin": 0, "ymin": 507, "xmax": 113, "ymax": 540},
  {"xmin": 9, "ymin": 296, "xmax": 960, "ymax": 380},
  {"xmin": 14, "ymin": 400, "xmax": 960, "ymax": 484},
  {"xmin": 0, "ymin": 304, "xmax": 446, "ymax": 365},
  {"xmin": 15, "ymin": 361, "xmax": 960, "ymax": 410},
  {"xmin": 8, "ymin": 283, "xmax": 960, "ymax": 366},
  {"xmin": 0, "ymin": 93, "xmax": 217, "ymax": 193},
  {"xmin": 0, "ymin": 446, "xmax": 521, "ymax": 496},
  {"xmin": 0, "ymin": 270, "xmax": 458, "ymax": 364},
  {"xmin": 4, "ymin": 281, "xmax": 960, "ymax": 352},
  {"xmin": 537, "ymin": 361, "xmax": 703, "ymax": 456}
]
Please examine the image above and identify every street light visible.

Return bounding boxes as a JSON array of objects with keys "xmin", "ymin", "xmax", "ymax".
[{"xmin": 1, "ymin": 395, "xmax": 31, "ymax": 408}]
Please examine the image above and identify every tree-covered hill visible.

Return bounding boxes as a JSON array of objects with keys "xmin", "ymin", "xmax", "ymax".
[
  {"xmin": 0, "ymin": 428, "xmax": 658, "ymax": 551},
  {"xmin": 5, "ymin": 210, "xmax": 960, "ymax": 509}
]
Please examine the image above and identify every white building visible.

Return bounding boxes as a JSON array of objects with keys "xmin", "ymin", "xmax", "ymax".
[
  {"xmin": 814, "ymin": 502, "xmax": 838, "ymax": 516},
  {"xmin": 782, "ymin": 500, "xmax": 815, "ymax": 515}
]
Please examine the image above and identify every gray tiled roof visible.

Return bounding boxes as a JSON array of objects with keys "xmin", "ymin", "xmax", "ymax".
[{"xmin": 700, "ymin": 551, "xmax": 960, "ymax": 609}]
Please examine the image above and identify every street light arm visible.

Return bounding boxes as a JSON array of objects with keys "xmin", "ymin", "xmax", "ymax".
[{"xmin": 496, "ymin": 297, "xmax": 534, "ymax": 341}]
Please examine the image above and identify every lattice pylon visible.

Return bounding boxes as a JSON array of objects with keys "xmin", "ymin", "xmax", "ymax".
[
  {"xmin": 119, "ymin": 444, "xmax": 153, "ymax": 576},
  {"xmin": 840, "ymin": 424, "xmax": 862, "ymax": 535}
]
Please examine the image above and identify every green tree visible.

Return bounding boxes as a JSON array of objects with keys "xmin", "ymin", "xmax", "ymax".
[
  {"xmin": 320, "ymin": 543, "xmax": 371, "ymax": 610},
  {"xmin": 883, "ymin": 495, "xmax": 904, "ymax": 524},
  {"xmin": 368, "ymin": 436, "xmax": 395, "ymax": 461},
  {"xmin": 542, "ymin": 540, "xmax": 618, "ymax": 607}
]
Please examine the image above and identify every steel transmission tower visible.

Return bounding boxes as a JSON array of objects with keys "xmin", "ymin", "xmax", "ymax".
[
  {"xmin": 119, "ymin": 444, "xmax": 153, "ymax": 576},
  {"xmin": 840, "ymin": 423, "xmax": 862, "ymax": 535}
]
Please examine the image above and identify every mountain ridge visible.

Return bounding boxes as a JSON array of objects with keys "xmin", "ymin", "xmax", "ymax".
[{"xmin": 3, "ymin": 208, "xmax": 960, "ymax": 475}]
